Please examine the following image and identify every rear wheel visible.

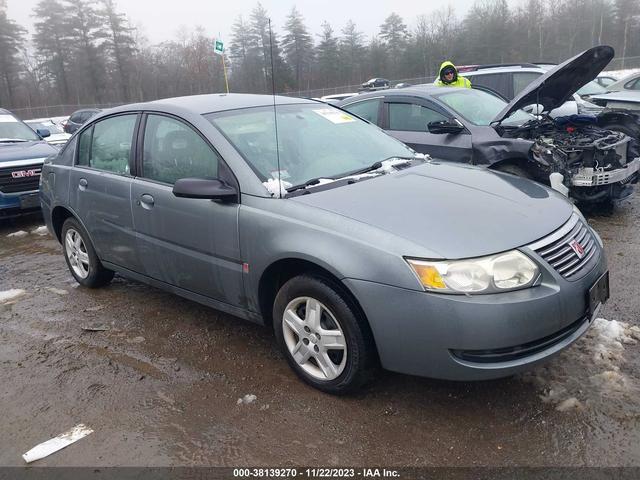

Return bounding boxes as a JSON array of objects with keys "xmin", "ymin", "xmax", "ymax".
[
  {"xmin": 273, "ymin": 274, "xmax": 377, "ymax": 394},
  {"xmin": 61, "ymin": 217, "xmax": 114, "ymax": 288}
]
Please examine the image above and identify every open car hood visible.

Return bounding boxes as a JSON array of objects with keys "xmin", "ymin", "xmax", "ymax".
[{"xmin": 492, "ymin": 45, "xmax": 614, "ymax": 124}]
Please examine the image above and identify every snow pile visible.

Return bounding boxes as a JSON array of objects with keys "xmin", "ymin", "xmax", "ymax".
[
  {"xmin": 0, "ymin": 289, "xmax": 26, "ymax": 304},
  {"xmin": 31, "ymin": 226, "xmax": 49, "ymax": 236},
  {"xmin": 262, "ymin": 178, "xmax": 292, "ymax": 198},
  {"xmin": 45, "ymin": 287, "xmax": 69, "ymax": 296},
  {"xmin": 6, "ymin": 231, "xmax": 28, "ymax": 238},
  {"xmin": 521, "ymin": 317, "xmax": 640, "ymax": 413},
  {"xmin": 237, "ymin": 394, "xmax": 257, "ymax": 405}
]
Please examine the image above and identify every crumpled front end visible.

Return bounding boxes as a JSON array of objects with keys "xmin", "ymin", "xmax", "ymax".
[{"xmin": 523, "ymin": 117, "xmax": 640, "ymax": 203}]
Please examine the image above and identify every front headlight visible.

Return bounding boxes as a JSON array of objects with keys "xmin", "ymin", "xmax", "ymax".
[{"xmin": 406, "ymin": 251, "xmax": 539, "ymax": 294}]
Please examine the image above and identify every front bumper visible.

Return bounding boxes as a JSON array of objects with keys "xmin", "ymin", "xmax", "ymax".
[
  {"xmin": 571, "ymin": 157, "xmax": 640, "ymax": 186},
  {"xmin": 344, "ymin": 235, "xmax": 608, "ymax": 381},
  {"xmin": 0, "ymin": 189, "xmax": 41, "ymax": 217}
]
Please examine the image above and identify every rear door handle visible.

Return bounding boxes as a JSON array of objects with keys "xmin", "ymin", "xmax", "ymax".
[
  {"xmin": 78, "ymin": 178, "xmax": 88, "ymax": 191},
  {"xmin": 138, "ymin": 194, "xmax": 155, "ymax": 210}
]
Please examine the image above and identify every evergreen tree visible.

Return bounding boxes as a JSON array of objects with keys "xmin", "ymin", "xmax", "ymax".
[
  {"xmin": 339, "ymin": 20, "xmax": 365, "ymax": 85},
  {"xmin": 101, "ymin": 0, "xmax": 137, "ymax": 101},
  {"xmin": 315, "ymin": 21, "xmax": 340, "ymax": 88},
  {"xmin": 0, "ymin": 6, "xmax": 25, "ymax": 107},
  {"xmin": 282, "ymin": 6, "xmax": 314, "ymax": 90}
]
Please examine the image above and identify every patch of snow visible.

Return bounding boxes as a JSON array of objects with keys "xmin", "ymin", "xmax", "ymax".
[
  {"xmin": 237, "ymin": 394, "xmax": 257, "ymax": 405},
  {"xmin": 521, "ymin": 317, "xmax": 640, "ymax": 414},
  {"xmin": 556, "ymin": 397, "xmax": 583, "ymax": 412},
  {"xmin": 31, "ymin": 226, "xmax": 49, "ymax": 236},
  {"xmin": 262, "ymin": 178, "xmax": 292, "ymax": 198},
  {"xmin": 0, "ymin": 289, "xmax": 26, "ymax": 304},
  {"xmin": 7, "ymin": 230, "xmax": 28, "ymax": 238}
]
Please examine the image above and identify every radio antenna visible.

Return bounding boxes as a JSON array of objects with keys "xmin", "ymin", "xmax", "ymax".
[{"xmin": 268, "ymin": 19, "xmax": 282, "ymax": 197}]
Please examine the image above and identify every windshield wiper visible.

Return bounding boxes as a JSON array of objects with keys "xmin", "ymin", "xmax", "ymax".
[
  {"xmin": 0, "ymin": 139, "xmax": 29, "ymax": 143},
  {"xmin": 286, "ymin": 177, "xmax": 333, "ymax": 194}
]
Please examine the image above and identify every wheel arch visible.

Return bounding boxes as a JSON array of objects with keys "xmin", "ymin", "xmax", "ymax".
[{"xmin": 257, "ymin": 257, "xmax": 380, "ymax": 361}]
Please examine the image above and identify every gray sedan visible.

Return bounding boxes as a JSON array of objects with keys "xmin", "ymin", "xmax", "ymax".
[{"xmin": 40, "ymin": 94, "xmax": 609, "ymax": 394}]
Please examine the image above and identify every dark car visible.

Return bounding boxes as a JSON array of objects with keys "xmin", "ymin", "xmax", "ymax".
[
  {"xmin": 339, "ymin": 46, "xmax": 640, "ymax": 204},
  {"xmin": 359, "ymin": 78, "xmax": 390, "ymax": 92},
  {"xmin": 39, "ymin": 93, "xmax": 609, "ymax": 393},
  {"xmin": 0, "ymin": 109, "xmax": 59, "ymax": 218},
  {"xmin": 63, "ymin": 108, "xmax": 101, "ymax": 134}
]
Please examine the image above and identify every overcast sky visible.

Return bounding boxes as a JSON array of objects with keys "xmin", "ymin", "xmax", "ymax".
[{"xmin": 6, "ymin": 0, "xmax": 481, "ymax": 45}]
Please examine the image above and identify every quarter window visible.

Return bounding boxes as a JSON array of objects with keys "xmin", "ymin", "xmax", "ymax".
[
  {"xmin": 388, "ymin": 103, "xmax": 447, "ymax": 131},
  {"xmin": 142, "ymin": 114, "xmax": 220, "ymax": 184},
  {"xmin": 344, "ymin": 99, "xmax": 380, "ymax": 124}
]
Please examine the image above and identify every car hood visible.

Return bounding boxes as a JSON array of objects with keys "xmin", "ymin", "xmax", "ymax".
[
  {"xmin": 0, "ymin": 141, "xmax": 58, "ymax": 163},
  {"xmin": 291, "ymin": 162, "xmax": 573, "ymax": 259},
  {"xmin": 492, "ymin": 45, "xmax": 614, "ymax": 124}
]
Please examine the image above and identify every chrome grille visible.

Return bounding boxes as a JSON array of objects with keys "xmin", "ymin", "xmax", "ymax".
[{"xmin": 529, "ymin": 213, "xmax": 599, "ymax": 279}]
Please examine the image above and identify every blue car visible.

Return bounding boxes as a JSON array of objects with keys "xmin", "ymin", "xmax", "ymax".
[{"xmin": 0, "ymin": 109, "xmax": 59, "ymax": 218}]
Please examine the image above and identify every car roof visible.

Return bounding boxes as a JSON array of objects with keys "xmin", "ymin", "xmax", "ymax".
[
  {"xmin": 107, "ymin": 93, "xmax": 317, "ymax": 116},
  {"xmin": 339, "ymin": 85, "xmax": 444, "ymax": 103},
  {"xmin": 460, "ymin": 65, "xmax": 545, "ymax": 76},
  {"xmin": 0, "ymin": 108, "xmax": 14, "ymax": 115}
]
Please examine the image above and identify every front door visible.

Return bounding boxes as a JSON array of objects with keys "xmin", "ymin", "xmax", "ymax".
[
  {"xmin": 383, "ymin": 99, "xmax": 473, "ymax": 163},
  {"xmin": 131, "ymin": 113, "xmax": 244, "ymax": 307}
]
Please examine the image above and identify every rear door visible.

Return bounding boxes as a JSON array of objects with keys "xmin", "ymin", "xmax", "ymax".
[
  {"xmin": 69, "ymin": 113, "xmax": 142, "ymax": 271},
  {"xmin": 131, "ymin": 113, "xmax": 244, "ymax": 306},
  {"xmin": 381, "ymin": 97, "xmax": 473, "ymax": 163}
]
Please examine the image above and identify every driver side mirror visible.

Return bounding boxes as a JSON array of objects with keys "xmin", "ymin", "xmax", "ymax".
[
  {"xmin": 37, "ymin": 128, "xmax": 51, "ymax": 138},
  {"xmin": 427, "ymin": 120, "xmax": 464, "ymax": 135},
  {"xmin": 173, "ymin": 178, "xmax": 238, "ymax": 203}
]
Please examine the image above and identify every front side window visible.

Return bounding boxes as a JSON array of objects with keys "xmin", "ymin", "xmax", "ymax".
[
  {"xmin": 76, "ymin": 115, "xmax": 136, "ymax": 175},
  {"xmin": 207, "ymin": 103, "xmax": 414, "ymax": 188},
  {"xmin": 388, "ymin": 103, "xmax": 447, "ymax": 131},
  {"xmin": 435, "ymin": 89, "xmax": 534, "ymax": 126},
  {"xmin": 142, "ymin": 114, "xmax": 220, "ymax": 184},
  {"xmin": 343, "ymin": 99, "xmax": 380, "ymax": 124}
]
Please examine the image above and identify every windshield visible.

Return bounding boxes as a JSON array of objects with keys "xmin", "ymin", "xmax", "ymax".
[
  {"xmin": 434, "ymin": 89, "xmax": 534, "ymax": 126},
  {"xmin": 26, "ymin": 121, "xmax": 64, "ymax": 134},
  {"xmin": 577, "ymin": 80, "xmax": 608, "ymax": 96},
  {"xmin": 207, "ymin": 104, "xmax": 414, "ymax": 187},
  {"xmin": 0, "ymin": 115, "xmax": 41, "ymax": 142}
]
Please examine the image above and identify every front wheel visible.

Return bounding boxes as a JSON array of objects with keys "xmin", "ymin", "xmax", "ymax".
[
  {"xmin": 61, "ymin": 217, "xmax": 114, "ymax": 288},
  {"xmin": 273, "ymin": 275, "xmax": 377, "ymax": 394}
]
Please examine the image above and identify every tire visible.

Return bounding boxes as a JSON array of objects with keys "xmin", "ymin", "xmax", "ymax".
[
  {"xmin": 61, "ymin": 217, "xmax": 114, "ymax": 288},
  {"xmin": 273, "ymin": 274, "xmax": 377, "ymax": 394},
  {"xmin": 494, "ymin": 163, "xmax": 532, "ymax": 179}
]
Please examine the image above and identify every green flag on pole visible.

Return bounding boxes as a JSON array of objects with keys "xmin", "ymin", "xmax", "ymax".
[{"xmin": 214, "ymin": 40, "xmax": 224, "ymax": 55}]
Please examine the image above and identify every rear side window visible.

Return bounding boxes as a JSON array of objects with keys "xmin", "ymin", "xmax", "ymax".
[
  {"xmin": 468, "ymin": 73, "xmax": 512, "ymax": 99},
  {"xmin": 513, "ymin": 72, "xmax": 542, "ymax": 96},
  {"xmin": 626, "ymin": 78, "xmax": 640, "ymax": 90},
  {"xmin": 142, "ymin": 114, "xmax": 220, "ymax": 184},
  {"xmin": 388, "ymin": 103, "xmax": 447, "ymax": 131},
  {"xmin": 343, "ymin": 99, "xmax": 380, "ymax": 124},
  {"xmin": 76, "ymin": 115, "xmax": 137, "ymax": 175}
]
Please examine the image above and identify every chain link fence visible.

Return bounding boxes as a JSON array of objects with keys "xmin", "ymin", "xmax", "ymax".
[{"xmin": 10, "ymin": 103, "xmax": 122, "ymax": 121}]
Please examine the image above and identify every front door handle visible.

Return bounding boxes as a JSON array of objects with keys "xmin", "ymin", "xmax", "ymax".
[
  {"xmin": 78, "ymin": 178, "xmax": 88, "ymax": 191},
  {"xmin": 139, "ymin": 194, "xmax": 155, "ymax": 210}
]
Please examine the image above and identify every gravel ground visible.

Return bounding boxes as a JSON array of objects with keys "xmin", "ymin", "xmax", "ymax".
[{"xmin": 0, "ymin": 196, "xmax": 639, "ymax": 468}]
